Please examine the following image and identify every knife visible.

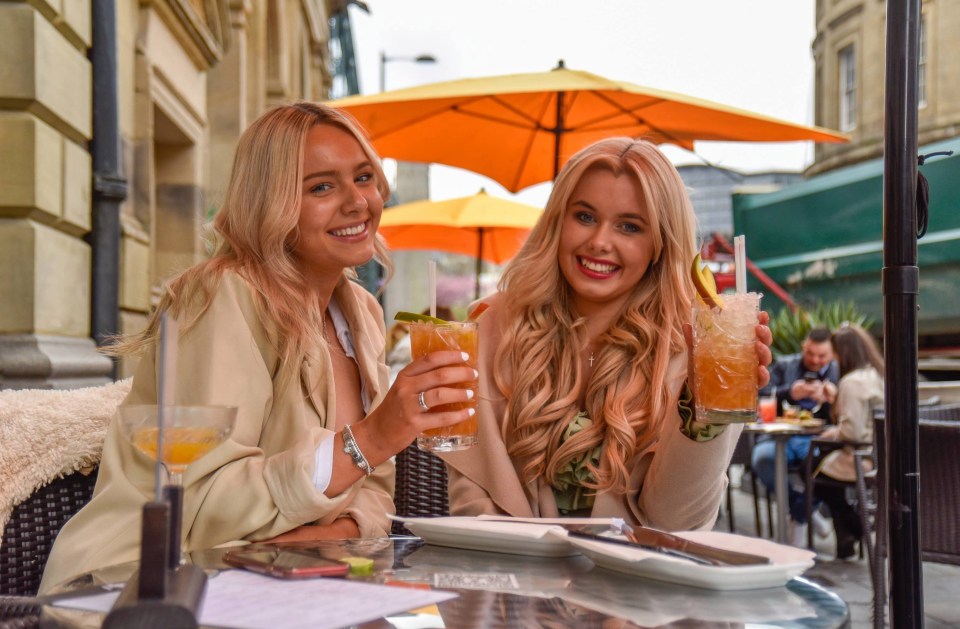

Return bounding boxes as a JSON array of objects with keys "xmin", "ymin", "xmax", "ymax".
[
  {"xmin": 564, "ymin": 526, "xmax": 718, "ymax": 565},
  {"xmin": 619, "ymin": 523, "xmax": 771, "ymax": 566}
]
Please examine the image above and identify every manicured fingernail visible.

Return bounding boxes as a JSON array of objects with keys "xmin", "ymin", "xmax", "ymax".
[
  {"xmin": 468, "ymin": 408, "xmax": 476, "ymax": 416},
  {"xmin": 461, "ymin": 352, "xmax": 470, "ymax": 361},
  {"xmin": 465, "ymin": 390, "xmax": 474, "ymax": 399},
  {"xmin": 473, "ymin": 369, "xmax": 479, "ymax": 378}
]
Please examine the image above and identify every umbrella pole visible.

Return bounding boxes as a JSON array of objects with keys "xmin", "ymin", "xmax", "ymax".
[
  {"xmin": 553, "ymin": 91, "xmax": 565, "ymax": 180},
  {"xmin": 882, "ymin": 0, "xmax": 924, "ymax": 626},
  {"xmin": 475, "ymin": 228, "xmax": 484, "ymax": 300}
]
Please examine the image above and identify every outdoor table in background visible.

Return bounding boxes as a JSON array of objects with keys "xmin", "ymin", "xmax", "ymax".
[
  {"xmin": 41, "ymin": 536, "xmax": 850, "ymax": 628},
  {"xmin": 744, "ymin": 421, "xmax": 825, "ymax": 544}
]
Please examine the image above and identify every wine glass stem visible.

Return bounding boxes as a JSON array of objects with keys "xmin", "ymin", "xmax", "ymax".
[{"xmin": 164, "ymin": 470, "xmax": 186, "ymax": 568}]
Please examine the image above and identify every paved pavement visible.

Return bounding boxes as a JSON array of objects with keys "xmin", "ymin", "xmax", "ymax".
[{"xmin": 718, "ymin": 468, "xmax": 960, "ymax": 628}]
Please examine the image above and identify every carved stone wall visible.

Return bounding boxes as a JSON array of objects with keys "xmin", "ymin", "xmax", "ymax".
[
  {"xmin": 0, "ymin": 0, "xmax": 336, "ymax": 388},
  {"xmin": 810, "ymin": 0, "xmax": 960, "ymax": 175}
]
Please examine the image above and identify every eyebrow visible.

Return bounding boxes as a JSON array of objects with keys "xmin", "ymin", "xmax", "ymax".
[
  {"xmin": 570, "ymin": 199, "xmax": 648, "ymax": 223},
  {"xmin": 302, "ymin": 161, "xmax": 373, "ymax": 183}
]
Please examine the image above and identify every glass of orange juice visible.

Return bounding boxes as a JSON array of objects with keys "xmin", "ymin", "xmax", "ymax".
[
  {"xmin": 691, "ymin": 293, "xmax": 761, "ymax": 424},
  {"xmin": 409, "ymin": 321, "xmax": 479, "ymax": 451}
]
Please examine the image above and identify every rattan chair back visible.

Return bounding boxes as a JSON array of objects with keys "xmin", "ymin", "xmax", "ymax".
[
  {"xmin": 0, "ymin": 596, "xmax": 40, "ymax": 629},
  {"xmin": 391, "ymin": 443, "xmax": 449, "ymax": 535},
  {"xmin": 0, "ymin": 469, "xmax": 98, "ymax": 596}
]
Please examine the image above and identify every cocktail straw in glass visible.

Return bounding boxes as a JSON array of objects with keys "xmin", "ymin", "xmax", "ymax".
[
  {"xmin": 734, "ymin": 235, "xmax": 747, "ymax": 294},
  {"xmin": 156, "ymin": 313, "xmax": 179, "ymax": 498},
  {"xmin": 428, "ymin": 260, "xmax": 437, "ymax": 318}
]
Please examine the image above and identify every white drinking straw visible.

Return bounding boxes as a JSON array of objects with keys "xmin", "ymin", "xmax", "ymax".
[
  {"xmin": 156, "ymin": 312, "xmax": 179, "ymax": 496},
  {"xmin": 428, "ymin": 260, "xmax": 437, "ymax": 318},
  {"xmin": 734, "ymin": 235, "xmax": 747, "ymax": 294}
]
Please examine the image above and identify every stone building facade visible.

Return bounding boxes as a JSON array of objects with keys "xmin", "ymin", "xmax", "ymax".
[
  {"xmin": 0, "ymin": 0, "xmax": 342, "ymax": 388},
  {"xmin": 809, "ymin": 0, "xmax": 960, "ymax": 174}
]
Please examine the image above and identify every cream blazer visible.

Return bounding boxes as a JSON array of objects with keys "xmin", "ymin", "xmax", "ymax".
[
  {"xmin": 40, "ymin": 272, "xmax": 394, "ymax": 592},
  {"xmin": 439, "ymin": 295, "xmax": 741, "ymax": 532},
  {"xmin": 818, "ymin": 367, "xmax": 884, "ymax": 482}
]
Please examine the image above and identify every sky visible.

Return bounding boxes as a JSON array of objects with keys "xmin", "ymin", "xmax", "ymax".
[{"xmin": 348, "ymin": 0, "xmax": 820, "ymax": 207}]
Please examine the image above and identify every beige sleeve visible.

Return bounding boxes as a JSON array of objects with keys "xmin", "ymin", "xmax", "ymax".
[{"xmin": 833, "ymin": 376, "xmax": 870, "ymax": 443}]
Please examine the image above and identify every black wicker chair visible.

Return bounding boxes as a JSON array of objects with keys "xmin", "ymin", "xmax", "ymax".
[
  {"xmin": 861, "ymin": 408, "xmax": 960, "ymax": 629},
  {"xmin": 391, "ymin": 443, "xmax": 449, "ymax": 535},
  {"xmin": 0, "ymin": 468, "xmax": 98, "ymax": 596},
  {"xmin": 0, "ymin": 597, "xmax": 41, "ymax": 629}
]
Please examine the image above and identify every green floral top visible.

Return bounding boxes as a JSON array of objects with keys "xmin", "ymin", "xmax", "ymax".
[
  {"xmin": 552, "ymin": 411, "xmax": 601, "ymax": 515},
  {"xmin": 550, "ymin": 382, "xmax": 724, "ymax": 514}
]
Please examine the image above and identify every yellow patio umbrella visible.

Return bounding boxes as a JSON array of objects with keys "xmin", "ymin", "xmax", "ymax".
[
  {"xmin": 328, "ymin": 61, "xmax": 848, "ymax": 193},
  {"xmin": 378, "ymin": 190, "xmax": 542, "ymax": 298}
]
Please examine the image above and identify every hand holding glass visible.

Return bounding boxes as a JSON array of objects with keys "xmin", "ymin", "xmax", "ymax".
[
  {"xmin": 692, "ymin": 293, "xmax": 761, "ymax": 424},
  {"xmin": 409, "ymin": 321, "xmax": 479, "ymax": 451}
]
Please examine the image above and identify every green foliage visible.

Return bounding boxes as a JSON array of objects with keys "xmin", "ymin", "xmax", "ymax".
[{"xmin": 769, "ymin": 300, "xmax": 875, "ymax": 357}]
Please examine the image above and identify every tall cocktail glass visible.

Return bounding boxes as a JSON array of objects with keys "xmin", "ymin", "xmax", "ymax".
[
  {"xmin": 119, "ymin": 405, "xmax": 237, "ymax": 564},
  {"xmin": 692, "ymin": 293, "xmax": 761, "ymax": 424},
  {"xmin": 409, "ymin": 321, "xmax": 479, "ymax": 451}
]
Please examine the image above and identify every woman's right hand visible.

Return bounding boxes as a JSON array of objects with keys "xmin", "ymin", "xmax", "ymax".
[{"xmin": 353, "ymin": 350, "xmax": 478, "ymax": 465}]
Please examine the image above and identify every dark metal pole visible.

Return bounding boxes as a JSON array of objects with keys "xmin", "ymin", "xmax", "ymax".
[
  {"xmin": 883, "ymin": 1, "xmax": 924, "ymax": 626},
  {"xmin": 474, "ymin": 228, "xmax": 484, "ymax": 300},
  {"xmin": 87, "ymin": 0, "xmax": 129, "ymax": 377}
]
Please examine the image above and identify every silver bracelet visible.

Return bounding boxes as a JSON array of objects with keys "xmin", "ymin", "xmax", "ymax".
[{"xmin": 342, "ymin": 424, "xmax": 375, "ymax": 476}]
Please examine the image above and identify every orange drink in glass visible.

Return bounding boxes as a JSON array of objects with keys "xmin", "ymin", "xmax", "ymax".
[
  {"xmin": 409, "ymin": 321, "xmax": 479, "ymax": 451},
  {"xmin": 692, "ymin": 292, "xmax": 760, "ymax": 424}
]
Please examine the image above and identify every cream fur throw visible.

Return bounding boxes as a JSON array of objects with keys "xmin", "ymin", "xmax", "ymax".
[{"xmin": 0, "ymin": 378, "xmax": 132, "ymax": 546}]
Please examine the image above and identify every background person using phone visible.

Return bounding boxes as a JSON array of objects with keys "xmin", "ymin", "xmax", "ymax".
[{"xmin": 751, "ymin": 327, "xmax": 840, "ymax": 546}]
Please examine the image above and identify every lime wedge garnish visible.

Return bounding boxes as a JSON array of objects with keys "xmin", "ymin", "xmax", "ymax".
[{"xmin": 394, "ymin": 311, "xmax": 448, "ymax": 324}]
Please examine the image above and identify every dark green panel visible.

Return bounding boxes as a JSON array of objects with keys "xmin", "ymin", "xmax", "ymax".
[{"xmin": 734, "ymin": 137, "xmax": 960, "ymax": 340}]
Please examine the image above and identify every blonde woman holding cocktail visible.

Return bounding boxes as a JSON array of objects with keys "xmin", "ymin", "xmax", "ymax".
[
  {"xmin": 41, "ymin": 103, "xmax": 476, "ymax": 591},
  {"xmin": 441, "ymin": 138, "xmax": 771, "ymax": 530}
]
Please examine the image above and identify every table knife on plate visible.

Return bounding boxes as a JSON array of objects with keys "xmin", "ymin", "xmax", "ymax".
[{"xmin": 563, "ymin": 523, "xmax": 770, "ymax": 566}]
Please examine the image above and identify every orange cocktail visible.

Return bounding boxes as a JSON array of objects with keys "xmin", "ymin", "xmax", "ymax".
[
  {"xmin": 692, "ymin": 292, "xmax": 760, "ymax": 424},
  {"xmin": 132, "ymin": 426, "xmax": 233, "ymax": 473},
  {"xmin": 409, "ymin": 321, "xmax": 479, "ymax": 451}
]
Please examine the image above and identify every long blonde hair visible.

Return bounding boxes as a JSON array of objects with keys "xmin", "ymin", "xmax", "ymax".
[
  {"xmin": 495, "ymin": 138, "xmax": 697, "ymax": 495},
  {"xmin": 110, "ymin": 102, "xmax": 393, "ymax": 379}
]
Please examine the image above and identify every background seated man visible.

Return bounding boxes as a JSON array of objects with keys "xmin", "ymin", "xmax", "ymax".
[{"xmin": 751, "ymin": 327, "xmax": 839, "ymax": 545}]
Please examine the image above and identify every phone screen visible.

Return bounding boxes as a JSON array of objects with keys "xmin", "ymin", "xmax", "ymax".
[{"xmin": 223, "ymin": 548, "xmax": 350, "ymax": 579}]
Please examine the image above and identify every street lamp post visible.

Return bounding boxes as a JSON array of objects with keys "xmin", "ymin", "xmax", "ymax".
[{"xmin": 379, "ymin": 51, "xmax": 437, "ymax": 92}]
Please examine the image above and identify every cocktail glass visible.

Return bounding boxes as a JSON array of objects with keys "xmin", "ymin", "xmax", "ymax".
[
  {"xmin": 692, "ymin": 292, "xmax": 761, "ymax": 424},
  {"xmin": 758, "ymin": 396, "xmax": 778, "ymax": 423},
  {"xmin": 119, "ymin": 405, "xmax": 237, "ymax": 564},
  {"xmin": 409, "ymin": 321, "xmax": 479, "ymax": 451}
]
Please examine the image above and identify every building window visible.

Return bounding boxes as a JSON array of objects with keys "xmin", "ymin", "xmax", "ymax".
[
  {"xmin": 839, "ymin": 45, "xmax": 856, "ymax": 132},
  {"xmin": 918, "ymin": 16, "xmax": 928, "ymax": 108}
]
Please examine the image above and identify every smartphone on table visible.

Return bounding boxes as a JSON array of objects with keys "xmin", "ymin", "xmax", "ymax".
[{"xmin": 223, "ymin": 547, "xmax": 350, "ymax": 579}]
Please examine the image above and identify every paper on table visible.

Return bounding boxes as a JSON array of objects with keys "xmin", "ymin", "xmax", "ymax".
[{"xmin": 52, "ymin": 570, "xmax": 458, "ymax": 629}]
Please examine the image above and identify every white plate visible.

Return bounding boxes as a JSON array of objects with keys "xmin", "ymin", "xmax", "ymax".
[
  {"xmin": 391, "ymin": 516, "xmax": 579, "ymax": 557},
  {"xmin": 565, "ymin": 530, "xmax": 815, "ymax": 590}
]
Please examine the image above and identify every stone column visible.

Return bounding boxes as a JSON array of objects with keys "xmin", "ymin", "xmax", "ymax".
[{"xmin": 0, "ymin": 2, "xmax": 112, "ymax": 389}]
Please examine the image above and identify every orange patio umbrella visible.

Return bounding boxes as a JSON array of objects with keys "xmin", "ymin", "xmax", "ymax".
[
  {"xmin": 329, "ymin": 61, "xmax": 848, "ymax": 193},
  {"xmin": 378, "ymin": 190, "xmax": 542, "ymax": 298}
]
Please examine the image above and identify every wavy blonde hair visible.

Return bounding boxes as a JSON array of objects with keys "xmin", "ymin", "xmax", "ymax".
[
  {"xmin": 109, "ymin": 102, "xmax": 393, "ymax": 380},
  {"xmin": 494, "ymin": 138, "xmax": 697, "ymax": 496}
]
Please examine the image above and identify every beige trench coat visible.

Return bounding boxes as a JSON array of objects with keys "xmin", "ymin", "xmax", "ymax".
[
  {"xmin": 40, "ymin": 272, "xmax": 394, "ymax": 592},
  {"xmin": 440, "ymin": 295, "xmax": 741, "ymax": 532}
]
